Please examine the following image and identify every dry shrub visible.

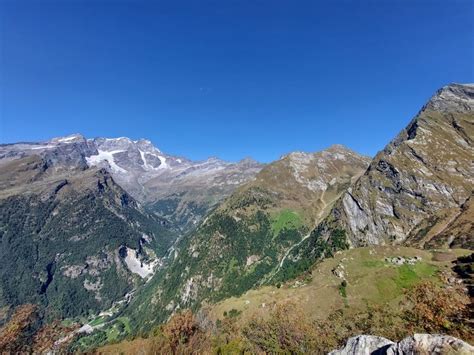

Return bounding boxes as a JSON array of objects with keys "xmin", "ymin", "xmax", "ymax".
[
  {"xmin": 32, "ymin": 319, "xmax": 79, "ymax": 352},
  {"xmin": 242, "ymin": 302, "xmax": 319, "ymax": 354},
  {"xmin": 403, "ymin": 280, "xmax": 471, "ymax": 339},
  {"xmin": 163, "ymin": 310, "xmax": 198, "ymax": 350},
  {"xmin": 96, "ymin": 280, "xmax": 472, "ymax": 354},
  {"xmin": 240, "ymin": 302, "xmax": 406, "ymax": 354},
  {"xmin": 150, "ymin": 310, "xmax": 210, "ymax": 354},
  {"xmin": 0, "ymin": 304, "xmax": 38, "ymax": 352}
]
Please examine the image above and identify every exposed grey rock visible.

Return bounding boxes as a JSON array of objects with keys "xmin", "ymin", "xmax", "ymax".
[
  {"xmin": 329, "ymin": 335, "xmax": 395, "ymax": 355},
  {"xmin": 423, "ymin": 83, "xmax": 474, "ymax": 113},
  {"xmin": 386, "ymin": 334, "xmax": 474, "ymax": 354},
  {"xmin": 332, "ymin": 263, "xmax": 346, "ymax": 279},
  {"xmin": 330, "ymin": 334, "xmax": 474, "ymax": 355},
  {"xmin": 385, "ymin": 256, "xmax": 421, "ymax": 266}
]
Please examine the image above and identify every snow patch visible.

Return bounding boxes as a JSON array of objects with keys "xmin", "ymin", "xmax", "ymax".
[
  {"xmin": 57, "ymin": 136, "xmax": 78, "ymax": 143},
  {"xmin": 86, "ymin": 150, "xmax": 127, "ymax": 173},
  {"xmin": 138, "ymin": 149, "xmax": 169, "ymax": 170},
  {"xmin": 157, "ymin": 155, "xmax": 168, "ymax": 169},
  {"xmin": 139, "ymin": 149, "xmax": 152, "ymax": 170},
  {"xmin": 30, "ymin": 145, "xmax": 55, "ymax": 150}
]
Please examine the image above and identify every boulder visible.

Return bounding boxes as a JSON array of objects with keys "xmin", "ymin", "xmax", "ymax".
[
  {"xmin": 329, "ymin": 334, "xmax": 474, "ymax": 355},
  {"xmin": 329, "ymin": 335, "xmax": 394, "ymax": 355},
  {"xmin": 386, "ymin": 334, "xmax": 474, "ymax": 354}
]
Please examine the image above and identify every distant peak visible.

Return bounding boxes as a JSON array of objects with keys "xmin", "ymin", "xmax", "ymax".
[
  {"xmin": 237, "ymin": 157, "xmax": 262, "ymax": 166},
  {"xmin": 324, "ymin": 144, "xmax": 366, "ymax": 156},
  {"xmin": 106, "ymin": 137, "xmax": 131, "ymax": 142},
  {"xmin": 135, "ymin": 138, "xmax": 152, "ymax": 144},
  {"xmin": 206, "ymin": 156, "xmax": 225, "ymax": 163},
  {"xmin": 50, "ymin": 133, "xmax": 86, "ymax": 144},
  {"xmin": 325, "ymin": 144, "xmax": 351, "ymax": 152},
  {"xmin": 281, "ymin": 145, "xmax": 365, "ymax": 161},
  {"xmin": 135, "ymin": 138, "xmax": 162, "ymax": 153}
]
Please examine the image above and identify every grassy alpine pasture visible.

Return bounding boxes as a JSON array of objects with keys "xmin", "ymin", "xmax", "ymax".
[{"xmin": 206, "ymin": 246, "xmax": 468, "ymax": 325}]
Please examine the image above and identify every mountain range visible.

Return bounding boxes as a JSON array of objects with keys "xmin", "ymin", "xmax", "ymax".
[{"xmin": 0, "ymin": 83, "xmax": 472, "ymax": 352}]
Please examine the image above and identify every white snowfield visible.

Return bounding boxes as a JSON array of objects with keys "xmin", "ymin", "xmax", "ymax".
[
  {"xmin": 138, "ymin": 149, "xmax": 169, "ymax": 170},
  {"xmin": 157, "ymin": 154, "xmax": 168, "ymax": 169},
  {"xmin": 85, "ymin": 150, "xmax": 127, "ymax": 173}
]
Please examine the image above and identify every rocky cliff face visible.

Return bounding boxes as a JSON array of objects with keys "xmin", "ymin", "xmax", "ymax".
[{"xmin": 321, "ymin": 83, "xmax": 473, "ymax": 248}]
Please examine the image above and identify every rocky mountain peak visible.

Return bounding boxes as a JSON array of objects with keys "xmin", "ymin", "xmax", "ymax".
[
  {"xmin": 325, "ymin": 144, "xmax": 353, "ymax": 152},
  {"xmin": 49, "ymin": 133, "xmax": 86, "ymax": 144},
  {"xmin": 281, "ymin": 144, "xmax": 369, "ymax": 163},
  {"xmin": 422, "ymin": 83, "xmax": 474, "ymax": 113},
  {"xmin": 237, "ymin": 157, "xmax": 261, "ymax": 167}
]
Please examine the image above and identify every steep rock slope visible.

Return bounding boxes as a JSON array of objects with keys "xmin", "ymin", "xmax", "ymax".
[
  {"xmin": 123, "ymin": 145, "xmax": 369, "ymax": 331},
  {"xmin": 0, "ymin": 154, "xmax": 175, "ymax": 321},
  {"xmin": 329, "ymin": 83, "xmax": 473, "ymax": 247},
  {"xmin": 279, "ymin": 83, "xmax": 473, "ymax": 278}
]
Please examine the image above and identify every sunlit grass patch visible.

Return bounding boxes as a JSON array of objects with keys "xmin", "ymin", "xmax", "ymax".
[{"xmin": 271, "ymin": 209, "xmax": 302, "ymax": 236}]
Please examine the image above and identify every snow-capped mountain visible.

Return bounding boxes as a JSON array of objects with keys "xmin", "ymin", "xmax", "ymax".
[
  {"xmin": 0, "ymin": 134, "xmax": 264, "ymax": 229},
  {"xmin": 86, "ymin": 137, "xmax": 188, "ymax": 174}
]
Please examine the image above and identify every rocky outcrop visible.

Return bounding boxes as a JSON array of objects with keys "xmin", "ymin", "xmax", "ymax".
[
  {"xmin": 329, "ymin": 335, "xmax": 394, "ymax": 354},
  {"xmin": 320, "ymin": 83, "xmax": 473, "ymax": 249},
  {"xmin": 330, "ymin": 334, "xmax": 474, "ymax": 355}
]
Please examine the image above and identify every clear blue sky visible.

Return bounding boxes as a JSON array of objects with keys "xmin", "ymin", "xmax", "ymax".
[{"xmin": 1, "ymin": 0, "xmax": 473, "ymax": 162}]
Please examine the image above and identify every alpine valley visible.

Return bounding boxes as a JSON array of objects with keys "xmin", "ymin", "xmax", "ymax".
[{"xmin": 0, "ymin": 84, "xmax": 473, "ymax": 353}]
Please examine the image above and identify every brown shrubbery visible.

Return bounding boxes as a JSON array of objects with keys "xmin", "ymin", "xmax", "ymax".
[
  {"xmin": 242, "ymin": 302, "xmax": 318, "ymax": 353},
  {"xmin": 149, "ymin": 310, "xmax": 210, "ymax": 354},
  {"xmin": 402, "ymin": 280, "xmax": 471, "ymax": 339},
  {"xmin": 33, "ymin": 319, "xmax": 79, "ymax": 352},
  {"xmin": 0, "ymin": 304, "xmax": 80, "ymax": 353},
  {"xmin": 0, "ymin": 304, "xmax": 38, "ymax": 353}
]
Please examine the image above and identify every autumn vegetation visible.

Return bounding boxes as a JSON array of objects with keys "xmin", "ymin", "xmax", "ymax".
[{"xmin": 95, "ymin": 280, "xmax": 472, "ymax": 354}]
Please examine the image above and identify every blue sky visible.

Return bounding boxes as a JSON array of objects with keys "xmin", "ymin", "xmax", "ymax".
[{"xmin": 1, "ymin": 0, "xmax": 473, "ymax": 162}]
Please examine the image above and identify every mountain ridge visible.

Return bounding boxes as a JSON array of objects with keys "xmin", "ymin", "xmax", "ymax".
[{"xmin": 0, "ymin": 134, "xmax": 264, "ymax": 231}]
